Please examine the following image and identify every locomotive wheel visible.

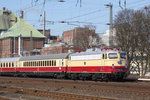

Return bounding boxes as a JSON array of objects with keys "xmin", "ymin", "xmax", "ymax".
[
  {"xmin": 79, "ymin": 74, "xmax": 85, "ymax": 80},
  {"xmin": 70, "ymin": 74, "xmax": 77, "ymax": 80},
  {"xmin": 22, "ymin": 73, "xmax": 27, "ymax": 77},
  {"xmin": 92, "ymin": 75, "xmax": 97, "ymax": 81}
]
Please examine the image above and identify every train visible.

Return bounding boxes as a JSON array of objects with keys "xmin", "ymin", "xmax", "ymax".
[{"xmin": 0, "ymin": 48, "xmax": 128, "ymax": 81}]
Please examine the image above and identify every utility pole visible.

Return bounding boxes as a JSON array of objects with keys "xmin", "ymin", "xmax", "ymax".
[
  {"xmin": 30, "ymin": 31, "xmax": 33, "ymax": 56},
  {"xmin": 105, "ymin": 3, "xmax": 113, "ymax": 47},
  {"xmin": 43, "ymin": 11, "xmax": 45, "ymax": 36}
]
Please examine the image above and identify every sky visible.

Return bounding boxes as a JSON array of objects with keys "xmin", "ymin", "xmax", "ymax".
[{"xmin": 0, "ymin": 0, "xmax": 150, "ymax": 37}]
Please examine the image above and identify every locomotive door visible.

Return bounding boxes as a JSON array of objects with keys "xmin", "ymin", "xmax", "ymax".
[{"xmin": 101, "ymin": 54, "xmax": 106, "ymax": 72}]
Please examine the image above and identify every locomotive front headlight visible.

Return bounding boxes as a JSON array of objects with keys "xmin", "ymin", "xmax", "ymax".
[{"xmin": 118, "ymin": 61, "xmax": 122, "ymax": 64}]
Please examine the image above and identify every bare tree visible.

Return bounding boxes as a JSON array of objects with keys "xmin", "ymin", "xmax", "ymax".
[
  {"xmin": 114, "ymin": 9, "xmax": 135, "ymax": 70},
  {"xmin": 73, "ymin": 26, "xmax": 102, "ymax": 51},
  {"xmin": 114, "ymin": 6, "xmax": 150, "ymax": 76}
]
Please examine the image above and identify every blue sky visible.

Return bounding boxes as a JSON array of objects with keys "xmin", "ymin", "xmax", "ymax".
[{"xmin": 0, "ymin": 0, "xmax": 150, "ymax": 36}]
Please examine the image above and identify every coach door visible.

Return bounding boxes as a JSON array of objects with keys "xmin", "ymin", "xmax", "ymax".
[{"xmin": 59, "ymin": 59, "xmax": 63, "ymax": 71}]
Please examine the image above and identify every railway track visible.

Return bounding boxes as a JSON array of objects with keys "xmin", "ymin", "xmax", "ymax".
[
  {"xmin": 0, "ymin": 97, "xmax": 9, "ymax": 100},
  {"xmin": 0, "ymin": 76, "xmax": 150, "ymax": 100},
  {"xmin": 0, "ymin": 86, "xmax": 112, "ymax": 100}
]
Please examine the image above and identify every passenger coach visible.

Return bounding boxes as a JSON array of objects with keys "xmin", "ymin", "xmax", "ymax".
[{"xmin": 0, "ymin": 53, "xmax": 70, "ymax": 78}]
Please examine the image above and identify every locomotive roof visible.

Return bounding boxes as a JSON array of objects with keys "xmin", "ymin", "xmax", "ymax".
[
  {"xmin": 70, "ymin": 48, "xmax": 126, "ymax": 56},
  {"xmin": 0, "ymin": 57, "xmax": 21, "ymax": 62},
  {"xmin": 19, "ymin": 53, "xmax": 70, "ymax": 61}
]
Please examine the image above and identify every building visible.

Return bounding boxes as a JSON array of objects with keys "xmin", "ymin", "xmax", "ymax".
[
  {"xmin": 0, "ymin": 9, "xmax": 45, "ymax": 58},
  {"xmin": 100, "ymin": 28, "xmax": 116, "ymax": 47},
  {"xmin": 38, "ymin": 29, "xmax": 50, "ymax": 43},
  {"xmin": 40, "ymin": 42, "xmax": 68, "ymax": 55},
  {"xmin": 62, "ymin": 27, "xmax": 95, "ymax": 46},
  {"xmin": 0, "ymin": 7, "xmax": 17, "ymax": 33}
]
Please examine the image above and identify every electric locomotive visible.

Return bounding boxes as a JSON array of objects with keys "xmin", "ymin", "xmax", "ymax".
[{"xmin": 67, "ymin": 48, "xmax": 128, "ymax": 80}]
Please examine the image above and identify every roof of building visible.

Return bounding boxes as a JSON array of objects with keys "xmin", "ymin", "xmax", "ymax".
[
  {"xmin": 0, "ymin": 19, "xmax": 45, "ymax": 39},
  {"xmin": 0, "ymin": 9, "xmax": 18, "ymax": 30}
]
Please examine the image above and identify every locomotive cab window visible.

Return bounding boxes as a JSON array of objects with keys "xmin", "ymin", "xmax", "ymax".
[
  {"xmin": 108, "ymin": 53, "xmax": 118, "ymax": 59},
  {"xmin": 120, "ymin": 53, "xmax": 126, "ymax": 59}
]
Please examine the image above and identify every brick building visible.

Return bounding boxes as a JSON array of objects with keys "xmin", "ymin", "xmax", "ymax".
[
  {"xmin": 40, "ymin": 42, "xmax": 68, "ymax": 55},
  {"xmin": 62, "ymin": 30, "xmax": 74, "ymax": 45},
  {"xmin": 62, "ymin": 27, "xmax": 95, "ymax": 47}
]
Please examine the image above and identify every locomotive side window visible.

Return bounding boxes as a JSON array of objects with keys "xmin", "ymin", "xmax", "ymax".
[
  {"xmin": 120, "ymin": 53, "xmax": 126, "ymax": 59},
  {"xmin": 108, "ymin": 53, "xmax": 118, "ymax": 59},
  {"xmin": 102, "ymin": 54, "xmax": 104, "ymax": 59},
  {"xmin": 105, "ymin": 54, "xmax": 107, "ymax": 59}
]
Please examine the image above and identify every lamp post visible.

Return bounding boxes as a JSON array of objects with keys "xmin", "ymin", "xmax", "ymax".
[{"xmin": 105, "ymin": 3, "xmax": 113, "ymax": 47}]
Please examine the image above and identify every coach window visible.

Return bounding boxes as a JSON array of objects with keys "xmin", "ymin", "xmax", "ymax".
[
  {"xmin": 29, "ymin": 62, "xmax": 30, "ymax": 66},
  {"xmin": 26, "ymin": 62, "xmax": 28, "ymax": 66},
  {"xmin": 23, "ymin": 62, "xmax": 25, "ymax": 66},
  {"xmin": 36, "ymin": 62, "xmax": 38, "ymax": 66},
  {"xmin": 9, "ymin": 63, "xmax": 11, "ymax": 67},
  {"xmin": 39, "ymin": 61, "xmax": 41, "ymax": 66},
  {"xmin": 47, "ymin": 61, "xmax": 49, "ymax": 66},
  {"xmin": 34, "ymin": 61, "xmax": 36, "ymax": 66},
  {"xmin": 50, "ymin": 60, "xmax": 52, "ymax": 66},
  {"xmin": 12, "ymin": 63, "xmax": 14, "ymax": 67},
  {"xmin": 30, "ymin": 62, "xmax": 32, "ymax": 67},
  {"xmin": 36, "ymin": 61, "xmax": 38, "ymax": 66},
  {"xmin": 45, "ymin": 61, "xmax": 47, "ymax": 66},
  {"xmin": 32, "ymin": 62, "xmax": 34, "ymax": 66},
  {"xmin": 32, "ymin": 61, "xmax": 34, "ymax": 66},
  {"xmin": 29, "ymin": 62, "xmax": 31, "ymax": 67},
  {"xmin": 0, "ymin": 63, "xmax": 2, "ymax": 68},
  {"xmin": 40, "ymin": 61, "xmax": 42, "ymax": 66},
  {"xmin": 52, "ymin": 60, "xmax": 54, "ymax": 66},
  {"xmin": 54, "ymin": 60, "xmax": 56, "ymax": 66}
]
